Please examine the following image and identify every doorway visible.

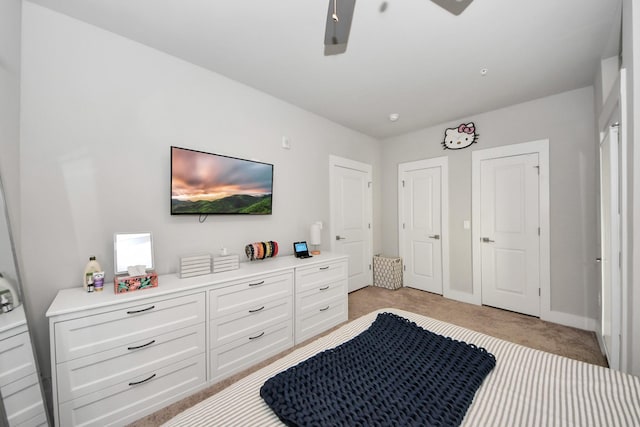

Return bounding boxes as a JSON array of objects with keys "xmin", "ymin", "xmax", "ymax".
[
  {"xmin": 599, "ymin": 120, "xmax": 621, "ymax": 370},
  {"xmin": 398, "ymin": 157, "xmax": 449, "ymax": 294},
  {"xmin": 598, "ymin": 67, "xmax": 626, "ymax": 371},
  {"xmin": 472, "ymin": 140, "xmax": 550, "ymax": 317},
  {"xmin": 329, "ymin": 155, "xmax": 373, "ymax": 292}
]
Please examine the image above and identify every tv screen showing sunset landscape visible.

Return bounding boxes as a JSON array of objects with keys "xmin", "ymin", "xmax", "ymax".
[{"xmin": 171, "ymin": 146, "xmax": 273, "ymax": 215}]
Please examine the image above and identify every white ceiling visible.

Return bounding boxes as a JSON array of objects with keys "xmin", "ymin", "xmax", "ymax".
[{"xmin": 26, "ymin": 0, "xmax": 621, "ymax": 139}]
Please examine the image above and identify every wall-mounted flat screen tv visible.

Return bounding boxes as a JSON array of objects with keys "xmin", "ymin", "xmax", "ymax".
[{"xmin": 171, "ymin": 146, "xmax": 273, "ymax": 215}]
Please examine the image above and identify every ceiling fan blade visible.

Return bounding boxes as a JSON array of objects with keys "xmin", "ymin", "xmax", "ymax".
[
  {"xmin": 324, "ymin": 0, "xmax": 356, "ymax": 56},
  {"xmin": 430, "ymin": 0, "xmax": 474, "ymax": 16}
]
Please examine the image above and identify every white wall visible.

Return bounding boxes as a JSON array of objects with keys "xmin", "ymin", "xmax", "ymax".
[
  {"xmin": 380, "ymin": 87, "xmax": 598, "ymax": 322},
  {"xmin": 20, "ymin": 3, "xmax": 382, "ymax": 380},
  {"xmin": 0, "ymin": 0, "xmax": 21, "ymax": 238}
]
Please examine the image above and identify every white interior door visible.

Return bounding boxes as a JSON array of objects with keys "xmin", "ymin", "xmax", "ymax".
[
  {"xmin": 600, "ymin": 122, "xmax": 621, "ymax": 370},
  {"xmin": 399, "ymin": 161, "xmax": 443, "ymax": 294},
  {"xmin": 479, "ymin": 153, "xmax": 540, "ymax": 317},
  {"xmin": 330, "ymin": 156, "xmax": 373, "ymax": 292}
]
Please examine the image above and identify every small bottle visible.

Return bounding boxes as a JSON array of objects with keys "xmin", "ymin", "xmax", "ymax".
[
  {"xmin": 93, "ymin": 271, "xmax": 105, "ymax": 292},
  {"xmin": 83, "ymin": 256, "xmax": 102, "ymax": 291}
]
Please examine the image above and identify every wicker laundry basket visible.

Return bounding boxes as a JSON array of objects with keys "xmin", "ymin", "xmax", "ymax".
[{"xmin": 373, "ymin": 255, "xmax": 403, "ymax": 290}]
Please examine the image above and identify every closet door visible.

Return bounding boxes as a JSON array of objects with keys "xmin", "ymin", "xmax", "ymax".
[
  {"xmin": 399, "ymin": 162, "xmax": 442, "ymax": 294},
  {"xmin": 599, "ymin": 121, "xmax": 621, "ymax": 371},
  {"xmin": 330, "ymin": 155, "xmax": 373, "ymax": 292}
]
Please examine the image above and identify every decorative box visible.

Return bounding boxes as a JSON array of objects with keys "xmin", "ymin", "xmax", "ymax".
[
  {"xmin": 213, "ymin": 254, "xmax": 240, "ymax": 273},
  {"xmin": 373, "ymin": 255, "xmax": 403, "ymax": 290},
  {"xmin": 114, "ymin": 272, "xmax": 158, "ymax": 294},
  {"xmin": 179, "ymin": 253, "xmax": 212, "ymax": 278}
]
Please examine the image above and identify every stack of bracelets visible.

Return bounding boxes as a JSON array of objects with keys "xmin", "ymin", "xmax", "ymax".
[{"xmin": 245, "ymin": 241, "xmax": 279, "ymax": 261}]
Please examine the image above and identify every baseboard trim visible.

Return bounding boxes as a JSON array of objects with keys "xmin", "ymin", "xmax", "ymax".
[
  {"xmin": 542, "ymin": 310, "xmax": 596, "ymax": 332},
  {"xmin": 431, "ymin": 288, "xmax": 597, "ymax": 333}
]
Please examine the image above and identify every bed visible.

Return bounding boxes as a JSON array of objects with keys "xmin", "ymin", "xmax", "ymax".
[{"xmin": 163, "ymin": 308, "xmax": 640, "ymax": 426}]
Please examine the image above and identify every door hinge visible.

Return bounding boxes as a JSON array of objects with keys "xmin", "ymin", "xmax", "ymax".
[
  {"xmin": 538, "ymin": 227, "xmax": 540, "ymax": 236},
  {"xmin": 368, "ymin": 223, "xmax": 371, "ymax": 229},
  {"xmin": 368, "ymin": 181, "xmax": 372, "ymax": 188},
  {"xmin": 402, "ymin": 223, "xmax": 406, "ymax": 229},
  {"xmin": 402, "ymin": 180, "xmax": 405, "ymax": 188},
  {"xmin": 369, "ymin": 264, "xmax": 372, "ymax": 270},
  {"xmin": 539, "ymin": 288, "xmax": 541, "ymax": 296},
  {"xmin": 403, "ymin": 265, "xmax": 406, "ymax": 271},
  {"xmin": 534, "ymin": 165, "xmax": 540, "ymax": 175}
]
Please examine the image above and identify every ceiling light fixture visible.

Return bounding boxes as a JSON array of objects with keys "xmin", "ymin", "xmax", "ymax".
[{"xmin": 389, "ymin": 113, "xmax": 400, "ymax": 122}]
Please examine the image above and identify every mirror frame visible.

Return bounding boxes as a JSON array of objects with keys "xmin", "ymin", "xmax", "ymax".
[
  {"xmin": 113, "ymin": 232, "xmax": 155, "ymax": 275},
  {"xmin": 0, "ymin": 172, "xmax": 50, "ymax": 426}
]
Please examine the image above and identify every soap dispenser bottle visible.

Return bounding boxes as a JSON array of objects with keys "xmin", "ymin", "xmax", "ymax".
[{"xmin": 83, "ymin": 256, "xmax": 102, "ymax": 291}]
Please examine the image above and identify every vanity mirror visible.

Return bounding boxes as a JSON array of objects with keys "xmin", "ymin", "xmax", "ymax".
[
  {"xmin": 114, "ymin": 232, "xmax": 154, "ymax": 275},
  {"xmin": 0, "ymin": 173, "xmax": 49, "ymax": 426}
]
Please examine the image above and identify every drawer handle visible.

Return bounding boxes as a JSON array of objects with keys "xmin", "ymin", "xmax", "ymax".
[
  {"xmin": 319, "ymin": 306, "xmax": 330, "ymax": 312},
  {"xmin": 249, "ymin": 331, "xmax": 265, "ymax": 340},
  {"xmin": 127, "ymin": 305, "xmax": 155, "ymax": 315},
  {"xmin": 319, "ymin": 266, "xmax": 330, "ymax": 271},
  {"xmin": 248, "ymin": 280, "xmax": 265, "ymax": 287},
  {"xmin": 249, "ymin": 306, "xmax": 265, "ymax": 313},
  {"xmin": 319, "ymin": 286, "xmax": 330, "ymax": 291},
  {"xmin": 128, "ymin": 373, "xmax": 156, "ymax": 386},
  {"xmin": 127, "ymin": 340, "xmax": 156, "ymax": 351}
]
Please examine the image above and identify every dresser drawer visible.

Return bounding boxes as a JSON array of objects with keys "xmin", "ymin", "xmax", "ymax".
[
  {"xmin": 209, "ymin": 271, "xmax": 293, "ymax": 319},
  {"xmin": 210, "ymin": 320, "xmax": 293, "ymax": 382},
  {"xmin": 54, "ymin": 292, "xmax": 205, "ymax": 363},
  {"xmin": 211, "ymin": 296, "xmax": 292, "ymax": 347},
  {"xmin": 295, "ymin": 295, "xmax": 348, "ymax": 344},
  {"xmin": 1, "ymin": 373, "xmax": 45, "ymax": 427},
  {"xmin": 56, "ymin": 323, "xmax": 205, "ymax": 404},
  {"xmin": 58, "ymin": 354, "xmax": 205, "ymax": 427},
  {"xmin": 295, "ymin": 260, "xmax": 347, "ymax": 293},
  {"xmin": 0, "ymin": 330, "xmax": 37, "ymax": 388},
  {"xmin": 297, "ymin": 280, "xmax": 346, "ymax": 311}
]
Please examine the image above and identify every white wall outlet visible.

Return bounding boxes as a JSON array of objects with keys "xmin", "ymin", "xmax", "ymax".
[
  {"xmin": 463, "ymin": 220, "xmax": 471, "ymax": 230},
  {"xmin": 281, "ymin": 136, "xmax": 291, "ymax": 149}
]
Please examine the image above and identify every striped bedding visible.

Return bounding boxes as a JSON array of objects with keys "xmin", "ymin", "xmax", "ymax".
[{"xmin": 163, "ymin": 308, "xmax": 640, "ymax": 427}]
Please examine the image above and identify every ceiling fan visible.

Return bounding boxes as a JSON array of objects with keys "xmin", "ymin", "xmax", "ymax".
[{"xmin": 324, "ymin": 0, "xmax": 475, "ymax": 56}]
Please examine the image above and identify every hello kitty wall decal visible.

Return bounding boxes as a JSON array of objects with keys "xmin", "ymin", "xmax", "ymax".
[{"xmin": 441, "ymin": 122, "xmax": 478, "ymax": 150}]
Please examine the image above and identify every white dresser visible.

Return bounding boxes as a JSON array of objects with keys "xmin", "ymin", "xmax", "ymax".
[
  {"xmin": 0, "ymin": 306, "xmax": 48, "ymax": 427},
  {"xmin": 295, "ymin": 259, "xmax": 348, "ymax": 344},
  {"xmin": 209, "ymin": 270, "xmax": 294, "ymax": 382},
  {"xmin": 47, "ymin": 253, "xmax": 348, "ymax": 426}
]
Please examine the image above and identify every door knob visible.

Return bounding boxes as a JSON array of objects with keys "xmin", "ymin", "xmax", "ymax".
[
  {"xmin": 481, "ymin": 237, "xmax": 495, "ymax": 243},
  {"xmin": 428, "ymin": 234, "xmax": 440, "ymax": 240},
  {"xmin": 336, "ymin": 235, "xmax": 346, "ymax": 240}
]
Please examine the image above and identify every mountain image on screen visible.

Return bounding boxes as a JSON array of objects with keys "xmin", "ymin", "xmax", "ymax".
[
  {"xmin": 171, "ymin": 147, "xmax": 274, "ymax": 215},
  {"xmin": 171, "ymin": 194, "xmax": 272, "ymax": 214}
]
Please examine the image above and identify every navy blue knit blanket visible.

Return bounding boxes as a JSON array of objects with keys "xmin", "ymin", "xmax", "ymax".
[{"xmin": 260, "ymin": 312, "xmax": 496, "ymax": 427}]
